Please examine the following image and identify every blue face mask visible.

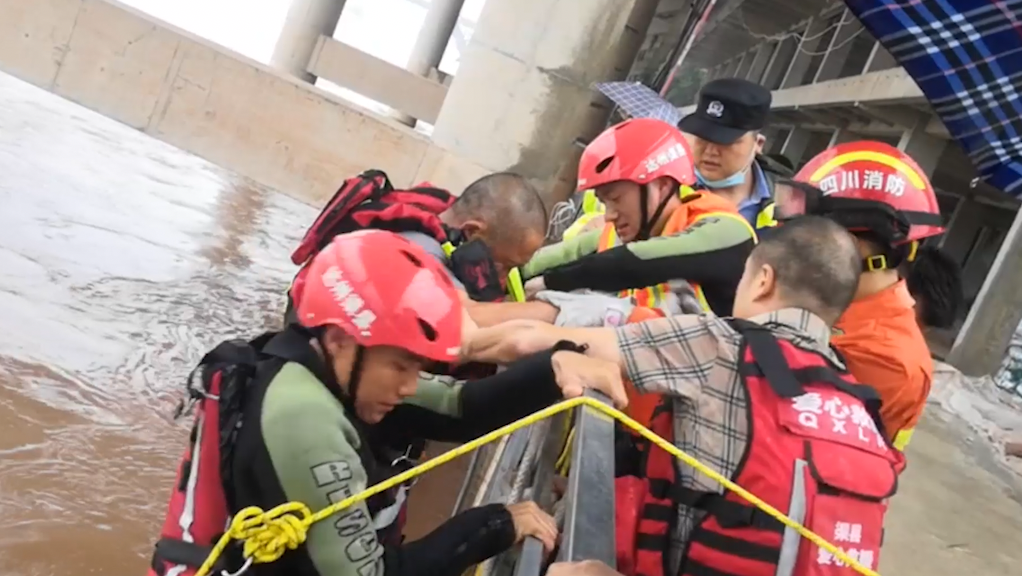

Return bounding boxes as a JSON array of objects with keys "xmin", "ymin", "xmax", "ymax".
[
  {"xmin": 695, "ymin": 167, "xmax": 748, "ymax": 189},
  {"xmin": 695, "ymin": 148, "xmax": 758, "ymax": 189}
]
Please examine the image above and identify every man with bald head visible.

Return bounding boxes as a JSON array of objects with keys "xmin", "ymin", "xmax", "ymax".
[
  {"xmin": 435, "ymin": 172, "xmax": 548, "ymax": 286},
  {"xmin": 287, "ymin": 171, "xmax": 549, "ymax": 328},
  {"xmin": 464, "ymin": 216, "xmax": 902, "ymax": 576}
]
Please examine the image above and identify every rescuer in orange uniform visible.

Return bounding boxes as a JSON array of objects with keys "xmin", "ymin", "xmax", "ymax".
[
  {"xmin": 524, "ymin": 119, "xmax": 757, "ymax": 431},
  {"xmin": 777, "ymin": 141, "xmax": 946, "ymax": 450}
]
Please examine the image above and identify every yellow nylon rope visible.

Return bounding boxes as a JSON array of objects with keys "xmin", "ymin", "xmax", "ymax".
[{"xmin": 194, "ymin": 396, "xmax": 880, "ymax": 576}]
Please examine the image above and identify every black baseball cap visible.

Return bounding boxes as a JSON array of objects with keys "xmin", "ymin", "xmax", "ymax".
[{"xmin": 678, "ymin": 78, "xmax": 772, "ymax": 145}]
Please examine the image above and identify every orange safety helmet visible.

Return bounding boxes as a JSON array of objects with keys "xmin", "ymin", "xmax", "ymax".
[{"xmin": 792, "ymin": 141, "xmax": 945, "ymax": 242}]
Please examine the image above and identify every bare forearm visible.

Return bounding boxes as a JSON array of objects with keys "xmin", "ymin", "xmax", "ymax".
[
  {"xmin": 464, "ymin": 322, "xmax": 621, "ymax": 369},
  {"xmin": 466, "ymin": 300, "xmax": 558, "ymax": 328}
]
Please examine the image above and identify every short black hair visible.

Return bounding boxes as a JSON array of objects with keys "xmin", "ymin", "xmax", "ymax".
[
  {"xmin": 904, "ymin": 246, "xmax": 964, "ymax": 328},
  {"xmin": 765, "ymin": 153, "xmax": 795, "ymax": 171},
  {"xmin": 760, "ymin": 153, "xmax": 795, "ymax": 177},
  {"xmin": 751, "ymin": 216, "xmax": 862, "ymax": 323},
  {"xmin": 449, "ymin": 172, "xmax": 548, "ymax": 242}
]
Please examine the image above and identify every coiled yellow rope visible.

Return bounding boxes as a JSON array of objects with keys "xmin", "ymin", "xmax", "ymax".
[{"xmin": 194, "ymin": 396, "xmax": 880, "ymax": 576}]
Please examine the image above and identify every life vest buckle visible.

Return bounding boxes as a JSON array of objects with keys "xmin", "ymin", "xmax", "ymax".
[
  {"xmin": 390, "ymin": 446, "xmax": 420, "ymax": 488},
  {"xmin": 220, "ymin": 556, "xmax": 253, "ymax": 576}
]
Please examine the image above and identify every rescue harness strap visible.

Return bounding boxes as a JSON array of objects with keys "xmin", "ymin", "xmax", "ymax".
[{"xmin": 191, "ymin": 397, "xmax": 881, "ymax": 576}]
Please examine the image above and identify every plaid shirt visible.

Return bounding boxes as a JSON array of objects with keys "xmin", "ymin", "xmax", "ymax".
[{"xmin": 614, "ymin": 307, "xmax": 840, "ymax": 573}]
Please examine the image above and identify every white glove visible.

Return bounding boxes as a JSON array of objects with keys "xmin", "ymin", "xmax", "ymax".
[
  {"xmin": 534, "ymin": 290, "xmax": 635, "ymax": 328},
  {"xmin": 524, "ymin": 276, "xmax": 546, "ymax": 299},
  {"xmin": 664, "ymin": 279, "xmax": 706, "ymax": 314}
]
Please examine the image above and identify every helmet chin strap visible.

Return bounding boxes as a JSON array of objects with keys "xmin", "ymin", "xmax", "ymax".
[
  {"xmin": 316, "ymin": 332, "xmax": 366, "ymax": 414},
  {"xmin": 636, "ymin": 183, "xmax": 676, "ymax": 241},
  {"xmin": 347, "ymin": 346, "xmax": 366, "ymax": 405}
]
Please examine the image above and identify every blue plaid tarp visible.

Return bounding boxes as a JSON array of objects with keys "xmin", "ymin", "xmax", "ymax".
[{"xmin": 847, "ymin": 0, "xmax": 1022, "ymax": 195}]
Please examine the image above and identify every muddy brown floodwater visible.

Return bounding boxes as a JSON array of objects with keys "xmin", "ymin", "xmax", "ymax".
[
  {"xmin": 0, "ymin": 71, "xmax": 316, "ymax": 575},
  {"xmin": 0, "ymin": 70, "xmax": 475, "ymax": 576}
]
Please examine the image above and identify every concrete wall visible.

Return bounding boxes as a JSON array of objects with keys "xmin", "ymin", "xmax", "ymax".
[
  {"xmin": 0, "ymin": 0, "xmax": 490, "ymax": 205},
  {"xmin": 432, "ymin": 0, "xmax": 659, "ymax": 201},
  {"xmin": 308, "ymin": 35, "xmax": 450, "ymax": 125}
]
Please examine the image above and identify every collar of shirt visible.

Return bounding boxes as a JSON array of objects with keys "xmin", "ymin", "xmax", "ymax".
[
  {"xmin": 737, "ymin": 162, "xmax": 772, "ymax": 224},
  {"xmin": 746, "ymin": 307, "xmax": 836, "ymax": 360}
]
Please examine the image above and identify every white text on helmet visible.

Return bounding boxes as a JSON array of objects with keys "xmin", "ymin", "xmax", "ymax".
[
  {"xmin": 322, "ymin": 265, "xmax": 377, "ymax": 336},
  {"xmin": 819, "ymin": 170, "xmax": 906, "ymax": 197},
  {"xmin": 643, "ymin": 143, "xmax": 688, "ymax": 175}
]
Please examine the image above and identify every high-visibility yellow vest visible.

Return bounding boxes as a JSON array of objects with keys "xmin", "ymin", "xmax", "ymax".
[
  {"xmin": 755, "ymin": 201, "xmax": 778, "ymax": 229},
  {"xmin": 562, "ymin": 189, "xmax": 606, "ymax": 241}
]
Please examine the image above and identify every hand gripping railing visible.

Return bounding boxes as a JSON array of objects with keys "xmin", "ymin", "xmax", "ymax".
[{"xmin": 511, "ymin": 390, "xmax": 617, "ymax": 576}]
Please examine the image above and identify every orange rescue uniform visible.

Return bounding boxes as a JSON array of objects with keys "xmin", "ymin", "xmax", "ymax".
[{"xmin": 831, "ymin": 280, "xmax": 932, "ymax": 450}]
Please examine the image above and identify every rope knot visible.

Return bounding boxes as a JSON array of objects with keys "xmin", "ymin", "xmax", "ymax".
[{"xmin": 228, "ymin": 503, "xmax": 313, "ymax": 564}]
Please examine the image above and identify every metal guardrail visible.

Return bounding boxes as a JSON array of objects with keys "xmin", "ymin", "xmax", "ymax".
[
  {"xmin": 507, "ymin": 390, "xmax": 618, "ymax": 576},
  {"xmin": 556, "ymin": 391, "xmax": 617, "ymax": 565},
  {"xmin": 452, "ymin": 390, "xmax": 618, "ymax": 576},
  {"xmin": 509, "ymin": 415, "xmax": 569, "ymax": 576}
]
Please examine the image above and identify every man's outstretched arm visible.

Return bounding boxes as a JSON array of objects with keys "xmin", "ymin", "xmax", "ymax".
[{"xmin": 463, "ymin": 315, "xmax": 728, "ymax": 400}]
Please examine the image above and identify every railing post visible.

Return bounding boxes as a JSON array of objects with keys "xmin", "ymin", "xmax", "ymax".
[
  {"xmin": 557, "ymin": 391, "xmax": 617, "ymax": 566},
  {"xmin": 509, "ymin": 415, "xmax": 570, "ymax": 576}
]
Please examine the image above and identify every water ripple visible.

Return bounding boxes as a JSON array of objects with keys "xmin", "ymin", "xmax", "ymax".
[{"xmin": 0, "ymin": 71, "xmax": 314, "ymax": 576}]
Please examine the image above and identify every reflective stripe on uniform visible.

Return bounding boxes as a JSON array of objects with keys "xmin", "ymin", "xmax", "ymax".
[
  {"xmin": 893, "ymin": 427, "xmax": 914, "ymax": 451},
  {"xmin": 597, "ymin": 225, "xmax": 670, "ymax": 308},
  {"xmin": 563, "ymin": 212, "xmax": 603, "ymax": 241},
  {"xmin": 506, "ymin": 267, "xmax": 525, "ymax": 302},
  {"xmin": 756, "ymin": 201, "xmax": 778, "ymax": 229},
  {"xmin": 581, "ymin": 189, "xmax": 602, "ymax": 215}
]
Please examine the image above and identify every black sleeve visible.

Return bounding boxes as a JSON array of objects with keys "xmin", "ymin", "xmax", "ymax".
[
  {"xmin": 377, "ymin": 349, "xmax": 562, "ymax": 445},
  {"xmin": 384, "ymin": 504, "xmax": 516, "ymax": 576},
  {"xmin": 543, "ymin": 215, "xmax": 755, "ymax": 294}
]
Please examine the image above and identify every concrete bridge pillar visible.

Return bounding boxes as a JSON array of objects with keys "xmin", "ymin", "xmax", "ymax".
[
  {"xmin": 395, "ymin": 0, "xmax": 467, "ymax": 127},
  {"xmin": 948, "ymin": 205, "xmax": 1022, "ymax": 376},
  {"xmin": 272, "ymin": 0, "xmax": 347, "ymax": 83},
  {"xmin": 431, "ymin": 0, "xmax": 658, "ymax": 201}
]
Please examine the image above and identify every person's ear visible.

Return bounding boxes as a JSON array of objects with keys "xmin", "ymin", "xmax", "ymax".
[
  {"xmin": 321, "ymin": 326, "xmax": 353, "ymax": 356},
  {"xmin": 750, "ymin": 262, "xmax": 777, "ymax": 302},
  {"xmin": 459, "ymin": 219, "xmax": 485, "ymax": 240},
  {"xmin": 654, "ymin": 177, "xmax": 678, "ymax": 202},
  {"xmin": 754, "ymin": 132, "xmax": 766, "ymax": 154},
  {"xmin": 322, "ymin": 326, "xmax": 357, "ymax": 384}
]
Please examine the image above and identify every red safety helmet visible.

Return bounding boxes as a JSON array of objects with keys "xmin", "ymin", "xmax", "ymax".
[
  {"xmin": 577, "ymin": 118, "xmax": 696, "ymax": 191},
  {"xmin": 296, "ymin": 230, "xmax": 462, "ymax": 363},
  {"xmin": 793, "ymin": 141, "xmax": 944, "ymax": 242}
]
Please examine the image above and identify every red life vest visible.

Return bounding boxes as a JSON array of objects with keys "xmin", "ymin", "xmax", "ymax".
[
  {"xmin": 287, "ymin": 169, "xmax": 506, "ymax": 310},
  {"xmin": 147, "ymin": 329, "xmax": 409, "ymax": 576},
  {"xmin": 615, "ymin": 319, "xmax": 904, "ymax": 576}
]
